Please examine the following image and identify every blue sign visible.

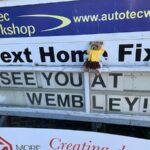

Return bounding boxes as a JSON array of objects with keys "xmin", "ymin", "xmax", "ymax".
[{"xmin": 0, "ymin": 0, "xmax": 150, "ymax": 38}]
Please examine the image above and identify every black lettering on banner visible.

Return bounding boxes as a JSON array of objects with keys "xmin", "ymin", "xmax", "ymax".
[
  {"xmin": 11, "ymin": 72, "xmax": 23, "ymax": 85},
  {"xmin": 55, "ymin": 72, "xmax": 68, "ymax": 86},
  {"xmin": 125, "ymin": 97, "xmax": 139, "ymax": 111},
  {"xmin": 24, "ymin": 72, "xmax": 36, "ymax": 86},
  {"xmin": 143, "ymin": 48, "xmax": 150, "ymax": 61},
  {"xmin": 109, "ymin": 73, "xmax": 123, "ymax": 88},
  {"xmin": 12, "ymin": 51, "xmax": 24, "ymax": 62},
  {"xmin": 57, "ymin": 94, "xmax": 70, "ymax": 107},
  {"xmin": 1, "ymin": 49, "xmax": 33, "ymax": 63},
  {"xmin": 1, "ymin": 52, "xmax": 11, "ymax": 62},
  {"xmin": 143, "ymin": 98, "xmax": 148, "ymax": 112},
  {"xmin": 57, "ymin": 50, "xmax": 69, "ymax": 62},
  {"xmin": 0, "ymin": 72, "xmax": 11, "ymax": 85},
  {"xmin": 109, "ymin": 98, "xmax": 121, "ymax": 112},
  {"xmin": 42, "ymin": 72, "xmax": 53, "ymax": 86},
  {"xmin": 39, "ymin": 47, "xmax": 55, "ymax": 62},
  {"xmin": 45, "ymin": 93, "xmax": 56, "ymax": 106},
  {"xmin": 91, "ymin": 75, "xmax": 106, "ymax": 88},
  {"xmin": 70, "ymin": 73, "xmax": 82, "ymax": 87},
  {"xmin": 26, "ymin": 92, "xmax": 83, "ymax": 109},
  {"xmin": 119, "ymin": 44, "xmax": 133, "ymax": 61},
  {"xmin": 136, "ymin": 44, "xmax": 142, "ymax": 61},
  {"xmin": 92, "ymin": 96, "xmax": 103, "ymax": 110},
  {"xmin": 72, "ymin": 95, "xmax": 83, "ymax": 108},
  {"xmin": 26, "ymin": 93, "xmax": 42, "ymax": 105},
  {"xmin": 71, "ymin": 50, "xmax": 87, "ymax": 62},
  {"xmin": 24, "ymin": 48, "xmax": 33, "ymax": 62}
]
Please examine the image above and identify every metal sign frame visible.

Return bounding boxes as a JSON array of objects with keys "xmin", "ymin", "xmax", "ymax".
[
  {"xmin": 0, "ymin": 66, "xmax": 150, "ymax": 127},
  {"xmin": 0, "ymin": 0, "xmax": 150, "ymax": 127}
]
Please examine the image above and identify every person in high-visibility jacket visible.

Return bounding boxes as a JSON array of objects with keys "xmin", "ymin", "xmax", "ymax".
[{"xmin": 84, "ymin": 41, "xmax": 108, "ymax": 76}]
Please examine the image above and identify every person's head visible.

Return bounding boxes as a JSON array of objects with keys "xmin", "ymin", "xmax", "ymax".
[{"xmin": 89, "ymin": 41, "xmax": 103, "ymax": 50}]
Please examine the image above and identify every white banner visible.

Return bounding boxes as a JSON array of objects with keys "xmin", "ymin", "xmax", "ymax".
[
  {"xmin": 0, "ymin": 71, "xmax": 150, "ymax": 115},
  {"xmin": 0, "ymin": 71, "xmax": 149, "ymax": 91},
  {"xmin": 0, "ymin": 128, "xmax": 150, "ymax": 150},
  {"xmin": 0, "ymin": 39, "xmax": 150, "ymax": 66}
]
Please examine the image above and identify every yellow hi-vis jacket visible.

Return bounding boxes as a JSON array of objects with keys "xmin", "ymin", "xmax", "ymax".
[{"xmin": 87, "ymin": 48, "xmax": 105, "ymax": 62}]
